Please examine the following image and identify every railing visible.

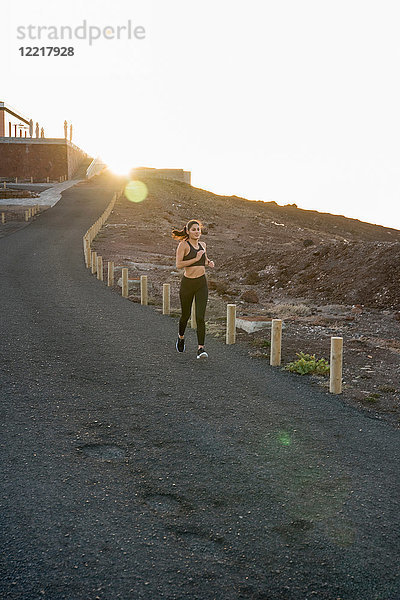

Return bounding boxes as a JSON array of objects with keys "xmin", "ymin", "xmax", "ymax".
[{"xmin": 86, "ymin": 157, "xmax": 107, "ymax": 179}]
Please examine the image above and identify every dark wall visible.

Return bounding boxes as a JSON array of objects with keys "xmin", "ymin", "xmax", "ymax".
[{"xmin": 0, "ymin": 140, "xmax": 89, "ymax": 180}]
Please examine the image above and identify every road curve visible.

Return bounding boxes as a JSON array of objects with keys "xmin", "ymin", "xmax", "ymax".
[{"xmin": 1, "ymin": 173, "xmax": 399, "ymax": 600}]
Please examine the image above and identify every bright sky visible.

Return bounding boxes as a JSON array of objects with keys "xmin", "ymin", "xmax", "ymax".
[{"xmin": 2, "ymin": 0, "xmax": 400, "ymax": 229}]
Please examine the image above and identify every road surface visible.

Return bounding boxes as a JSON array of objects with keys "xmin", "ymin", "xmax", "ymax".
[{"xmin": 1, "ymin": 173, "xmax": 399, "ymax": 599}]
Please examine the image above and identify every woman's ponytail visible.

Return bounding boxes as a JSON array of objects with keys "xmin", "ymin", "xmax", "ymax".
[
  {"xmin": 171, "ymin": 225, "xmax": 188, "ymax": 240},
  {"xmin": 172, "ymin": 220, "xmax": 202, "ymax": 240}
]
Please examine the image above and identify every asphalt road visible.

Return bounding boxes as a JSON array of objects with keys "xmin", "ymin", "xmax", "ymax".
[{"xmin": 1, "ymin": 174, "xmax": 399, "ymax": 600}]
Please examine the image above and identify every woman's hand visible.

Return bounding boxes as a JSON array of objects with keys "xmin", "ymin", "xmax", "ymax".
[
  {"xmin": 208, "ymin": 260, "xmax": 215, "ymax": 268},
  {"xmin": 197, "ymin": 249, "xmax": 206, "ymax": 258}
]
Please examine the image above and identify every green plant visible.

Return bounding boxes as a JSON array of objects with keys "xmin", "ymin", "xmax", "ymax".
[
  {"xmin": 363, "ymin": 393, "xmax": 381, "ymax": 403},
  {"xmin": 250, "ymin": 338, "xmax": 271, "ymax": 349},
  {"xmin": 283, "ymin": 352, "xmax": 330, "ymax": 376}
]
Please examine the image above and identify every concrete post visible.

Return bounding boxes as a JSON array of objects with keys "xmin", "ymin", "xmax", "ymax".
[
  {"xmin": 91, "ymin": 251, "xmax": 97, "ymax": 274},
  {"xmin": 15, "ymin": 177, "xmax": 18, "ymax": 184},
  {"xmin": 191, "ymin": 298, "xmax": 196, "ymax": 329},
  {"xmin": 270, "ymin": 319, "xmax": 282, "ymax": 366},
  {"xmin": 108, "ymin": 261, "xmax": 114, "ymax": 287},
  {"xmin": 163, "ymin": 283, "xmax": 170, "ymax": 315},
  {"xmin": 30, "ymin": 177, "xmax": 33, "ymax": 183},
  {"xmin": 25, "ymin": 210, "xmax": 29, "ymax": 222},
  {"xmin": 330, "ymin": 337, "xmax": 343, "ymax": 394},
  {"xmin": 97, "ymin": 256, "xmax": 103, "ymax": 281},
  {"xmin": 141, "ymin": 275, "xmax": 148, "ymax": 305},
  {"xmin": 84, "ymin": 241, "xmax": 91, "ymax": 268},
  {"xmin": 3, "ymin": 182, "xmax": 6, "ymax": 189},
  {"xmin": 226, "ymin": 304, "xmax": 236, "ymax": 344},
  {"xmin": 46, "ymin": 177, "xmax": 49, "ymax": 183},
  {"xmin": 122, "ymin": 268, "xmax": 128, "ymax": 298},
  {"xmin": 1, "ymin": 213, "xmax": 5, "ymax": 224}
]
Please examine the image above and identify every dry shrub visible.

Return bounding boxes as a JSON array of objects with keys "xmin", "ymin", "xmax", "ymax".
[{"xmin": 270, "ymin": 303, "xmax": 312, "ymax": 319}]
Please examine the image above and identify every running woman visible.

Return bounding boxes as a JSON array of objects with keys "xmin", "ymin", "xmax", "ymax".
[{"xmin": 172, "ymin": 220, "xmax": 215, "ymax": 358}]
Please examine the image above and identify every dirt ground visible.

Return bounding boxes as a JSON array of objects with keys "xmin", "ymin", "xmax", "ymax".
[
  {"xmin": 0, "ymin": 190, "xmax": 40, "ymax": 199},
  {"xmin": 73, "ymin": 176, "xmax": 400, "ymax": 428}
]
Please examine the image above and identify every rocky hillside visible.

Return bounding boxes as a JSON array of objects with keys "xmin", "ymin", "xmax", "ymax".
[{"xmin": 109, "ymin": 176, "xmax": 400, "ymax": 310}]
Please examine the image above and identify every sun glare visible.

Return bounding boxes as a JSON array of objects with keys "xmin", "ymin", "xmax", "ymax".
[
  {"xmin": 109, "ymin": 167, "xmax": 129, "ymax": 176},
  {"xmin": 104, "ymin": 151, "xmax": 136, "ymax": 177},
  {"xmin": 108, "ymin": 162, "xmax": 132, "ymax": 177}
]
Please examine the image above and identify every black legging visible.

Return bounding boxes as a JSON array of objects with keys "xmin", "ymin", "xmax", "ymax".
[{"xmin": 179, "ymin": 275, "xmax": 208, "ymax": 346}]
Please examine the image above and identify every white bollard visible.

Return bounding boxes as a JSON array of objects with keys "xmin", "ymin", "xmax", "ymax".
[
  {"xmin": 163, "ymin": 283, "xmax": 170, "ymax": 315},
  {"xmin": 91, "ymin": 251, "xmax": 97, "ymax": 274},
  {"xmin": 84, "ymin": 242, "xmax": 91, "ymax": 268},
  {"xmin": 122, "ymin": 268, "xmax": 128, "ymax": 298},
  {"xmin": 270, "ymin": 319, "xmax": 282, "ymax": 366},
  {"xmin": 97, "ymin": 255, "xmax": 103, "ymax": 281},
  {"xmin": 330, "ymin": 337, "xmax": 343, "ymax": 394},
  {"xmin": 108, "ymin": 261, "xmax": 114, "ymax": 287},
  {"xmin": 141, "ymin": 275, "xmax": 148, "ymax": 305},
  {"xmin": 226, "ymin": 304, "xmax": 236, "ymax": 345}
]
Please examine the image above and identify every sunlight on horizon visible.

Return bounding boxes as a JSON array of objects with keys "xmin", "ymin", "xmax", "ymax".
[
  {"xmin": 5, "ymin": 0, "xmax": 400, "ymax": 232},
  {"xmin": 102, "ymin": 153, "xmax": 400, "ymax": 231},
  {"xmin": 104, "ymin": 150, "xmax": 139, "ymax": 178}
]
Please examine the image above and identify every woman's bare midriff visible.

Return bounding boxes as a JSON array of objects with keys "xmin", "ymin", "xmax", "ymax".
[{"xmin": 184, "ymin": 265, "xmax": 206, "ymax": 279}]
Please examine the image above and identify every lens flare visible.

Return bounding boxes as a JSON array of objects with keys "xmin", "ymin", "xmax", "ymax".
[
  {"xmin": 124, "ymin": 180, "xmax": 148, "ymax": 203},
  {"xmin": 278, "ymin": 431, "xmax": 291, "ymax": 446}
]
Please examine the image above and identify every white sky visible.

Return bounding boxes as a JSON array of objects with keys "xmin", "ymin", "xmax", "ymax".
[{"xmin": 2, "ymin": 0, "xmax": 400, "ymax": 229}]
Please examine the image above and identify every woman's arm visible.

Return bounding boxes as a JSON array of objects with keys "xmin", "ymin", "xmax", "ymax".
[
  {"xmin": 176, "ymin": 241, "xmax": 206, "ymax": 269},
  {"xmin": 201, "ymin": 242, "xmax": 215, "ymax": 268}
]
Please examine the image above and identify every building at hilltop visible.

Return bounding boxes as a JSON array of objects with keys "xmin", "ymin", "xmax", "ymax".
[
  {"xmin": 131, "ymin": 167, "xmax": 191, "ymax": 184},
  {"xmin": 0, "ymin": 101, "xmax": 91, "ymax": 181}
]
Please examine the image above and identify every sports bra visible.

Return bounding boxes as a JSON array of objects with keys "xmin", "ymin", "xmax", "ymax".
[{"xmin": 182, "ymin": 241, "xmax": 206, "ymax": 267}]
